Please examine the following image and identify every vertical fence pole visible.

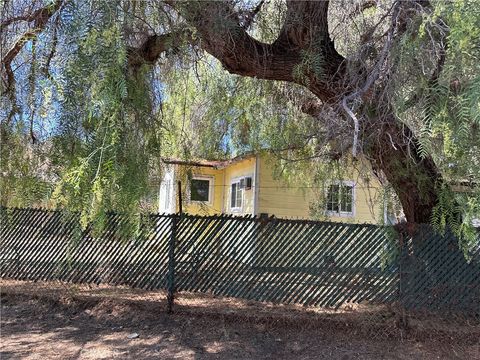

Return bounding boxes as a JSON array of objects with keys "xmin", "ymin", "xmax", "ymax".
[
  {"xmin": 167, "ymin": 181, "xmax": 182, "ymax": 313},
  {"xmin": 167, "ymin": 214, "xmax": 177, "ymax": 313},
  {"xmin": 177, "ymin": 181, "xmax": 182, "ymax": 214}
]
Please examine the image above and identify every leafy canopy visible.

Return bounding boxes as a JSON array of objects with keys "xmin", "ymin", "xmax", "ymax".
[{"xmin": 0, "ymin": 0, "xmax": 478, "ymax": 236}]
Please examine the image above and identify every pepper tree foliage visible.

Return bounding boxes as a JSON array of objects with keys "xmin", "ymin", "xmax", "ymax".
[
  {"xmin": 51, "ymin": 21, "xmax": 159, "ymax": 226},
  {"xmin": 1, "ymin": 1, "xmax": 162, "ymax": 226},
  {"xmin": 394, "ymin": 0, "xmax": 480, "ymax": 241},
  {"xmin": 0, "ymin": 1, "xmax": 479, "ymax": 240}
]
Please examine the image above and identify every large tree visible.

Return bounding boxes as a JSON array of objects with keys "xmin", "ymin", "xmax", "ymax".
[{"xmin": 1, "ymin": 1, "xmax": 479, "ymax": 232}]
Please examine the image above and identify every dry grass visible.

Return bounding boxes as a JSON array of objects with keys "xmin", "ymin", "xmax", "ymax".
[
  {"xmin": 2, "ymin": 279, "xmax": 479, "ymax": 340},
  {"xmin": 1, "ymin": 279, "xmax": 479, "ymax": 359}
]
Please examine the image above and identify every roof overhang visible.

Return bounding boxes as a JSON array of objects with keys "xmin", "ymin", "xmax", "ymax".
[
  {"xmin": 162, "ymin": 152, "xmax": 257, "ymax": 169},
  {"xmin": 162, "ymin": 159, "xmax": 223, "ymax": 168}
]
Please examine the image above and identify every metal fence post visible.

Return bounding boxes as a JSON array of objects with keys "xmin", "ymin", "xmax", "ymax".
[{"xmin": 167, "ymin": 215, "xmax": 177, "ymax": 313}]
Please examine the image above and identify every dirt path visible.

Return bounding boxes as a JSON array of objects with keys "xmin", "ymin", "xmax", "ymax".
[{"xmin": 1, "ymin": 282, "xmax": 479, "ymax": 359}]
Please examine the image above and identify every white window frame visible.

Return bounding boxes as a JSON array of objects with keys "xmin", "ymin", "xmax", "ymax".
[
  {"xmin": 230, "ymin": 176, "xmax": 245, "ymax": 212},
  {"xmin": 158, "ymin": 165, "xmax": 175, "ymax": 214},
  {"xmin": 163, "ymin": 179, "xmax": 171, "ymax": 210},
  {"xmin": 325, "ymin": 180, "xmax": 355, "ymax": 218},
  {"xmin": 189, "ymin": 176, "xmax": 214, "ymax": 205}
]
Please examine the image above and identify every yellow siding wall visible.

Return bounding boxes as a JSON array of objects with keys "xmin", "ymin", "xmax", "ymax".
[
  {"xmin": 346, "ymin": 173, "xmax": 383, "ymax": 224},
  {"xmin": 176, "ymin": 166, "xmax": 224, "ymax": 215},
  {"xmin": 173, "ymin": 158, "xmax": 257, "ymax": 216},
  {"xmin": 257, "ymin": 156, "xmax": 310, "ymax": 219},
  {"xmin": 223, "ymin": 158, "xmax": 256, "ymax": 215},
  {"xmin": 257, "ymin": 154, "xmax": 383, "ymax": 224},
  {"xmin": 172, "ymin": 154, "xmax": 384, "ymax": 223}
]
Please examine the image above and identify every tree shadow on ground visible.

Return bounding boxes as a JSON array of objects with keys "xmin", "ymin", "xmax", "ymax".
[{"xmin": 1, "ymin": 290, "xmax": 479, "ymax": 360}]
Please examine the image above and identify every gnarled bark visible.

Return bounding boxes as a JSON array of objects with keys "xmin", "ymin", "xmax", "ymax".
[
  {"xmin": 171, "ymin": 0, "xmax": 444, "ymax": 223},
  {"xmin": 174, "ymin": 1, "xmax": 345, "ymax": 101},
  {"xmin": 365, "ymin": 118, "xmax": 441, "ymax": 223},
  {"xmin": 2, "ymin": 0, "xmax": 450, "ymax": 224}
]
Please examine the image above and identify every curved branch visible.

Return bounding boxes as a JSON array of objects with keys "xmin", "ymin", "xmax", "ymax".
[
  {"xmin": 0, "ymin": 1, "xmax": 62, "ymax": 32},
  {"xmin": 171, "ymin": 0, "xmax": 345, "ymax": 102},
  {"xmin": 1, "ymin": 0, "xmax": 64, "ymax": 122},
  {"xmin": 127, "ymin": 29, "xmax": 194, "ymax": 70}
]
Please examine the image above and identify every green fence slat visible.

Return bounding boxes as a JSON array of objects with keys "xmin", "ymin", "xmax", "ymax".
[
  {"xmin": 3, "ymin": 209, "xmax": 51, "ymax": 278},
  {"xmin": 1, "ymin": 207, "xmax": 478, "ymax": 314},
  {"xmin": 317, "ymin": 227, "xmax": 386, "ymax": 307},
  {"xmin": 10, "ymin": 210, "xmax": 58, "ymax": 280},
  {"xmin": 253, "ymin": 220, "xmax": 311, "ymax": 302},
  {"xmin": 131, "ymin": 215, "xmax": 172, "ymax": 289}
]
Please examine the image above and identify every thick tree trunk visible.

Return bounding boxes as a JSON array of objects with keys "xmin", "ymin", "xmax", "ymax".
[
  {"xmin": 129, "ymin": 0, "xmax": 443, "ymax": 223},
  {"xmin": 364, "ymin": 119, "xmax": 442, "ymax": 223},
  {"xmin": 172, "ymin": 1, "xmax": 446, "ymax": 224}
]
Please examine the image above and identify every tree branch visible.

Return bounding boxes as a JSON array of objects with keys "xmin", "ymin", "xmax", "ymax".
[
  {"xmin": 241, "ymin": 0, "xmax": 266, "ymax": 29},
  {"xmin": 0, "ymin": 1, "xmax": 61, "ymax": 32},
  {"xmin": 171, "ymin": 0, "xmax": 345, "ymax": 102},
  {"xmin": 341, "ymin": 2, "xmax": 400, "ymax": 157},
  {"xmin": 1, "ymin": 0, "xmax": 64, "ymax": 121},
  {"xmin": 127, "ymin": 29, "xmax": 194, "ymax": 70},
  {"xmin": 403, "ymin": 18, "xmax": 449, "ymax": 109}
]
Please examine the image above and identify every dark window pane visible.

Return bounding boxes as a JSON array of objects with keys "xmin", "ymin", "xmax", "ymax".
[
  {"xmin": 191, "ymin": 179, "xmax": 210, "ymax": 202},
  {"xmin": 340, "ymin": 185, "xmax": 353, "ymax": 213},
  {"xmin": 326, "ymin": 185, "xmax": 339, "ymax": 212},
  {"xmin": 231, "ymin": 183, "xmax": 237, "ymax": 208}
]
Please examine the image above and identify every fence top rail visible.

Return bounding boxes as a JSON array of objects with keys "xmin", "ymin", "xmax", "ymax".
[{"xmin": 1, "ymin": 206, "xmax": 388, "ymax": 229}]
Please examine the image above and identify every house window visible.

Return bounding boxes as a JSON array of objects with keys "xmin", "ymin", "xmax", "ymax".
[
  {"xmin": 230, "ymin": 176, "xmax": 253, "ymax": 211},
  {"xmin": 163, "ymin": 180, "xmax": 171, "ymax": 210},
  {"xmin": 190, "ymin": 177, "xmax": 213, "ymax": 204},
  {"xmin": 326, "ymin": 181, "xmax": 354, "ymax": 216},
  {"xmin": 230, "ymin": 181, "xmax": 243, "ymax": 210}
]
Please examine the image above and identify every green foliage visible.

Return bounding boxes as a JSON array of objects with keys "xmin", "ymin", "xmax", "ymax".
[
  {"xmin": 292, "ymin": 49, "xmax": 325, "ymax": 86},
  {"xmin": 159, "ymin": 60, "xmax": 319, "ymax": 159},
  {"xmin": 0, "ymin": 124, "xmax": 52, "ymax": 208},
  {"xmin": 395, "ymin": 0, "xmax": 480, "ymax": 169},
  {"xmin": 392, "ymin": 0, "xmax": 480, "ymax": 240},
  {"xmin": 47, "ymin": 3, "xmax": 160, "ymax": 227},
  {"xmin": 431, "ymin": 183, "xmax": 480, "ymax": 255},
  {"xmin": 1, "ymin": 0, "xmax": 479, "ymax": 238}
]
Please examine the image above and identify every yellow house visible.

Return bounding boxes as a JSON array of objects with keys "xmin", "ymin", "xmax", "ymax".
[{"xmin": 158, "ymin": 153, "xmax": 388, "ymax": 224}]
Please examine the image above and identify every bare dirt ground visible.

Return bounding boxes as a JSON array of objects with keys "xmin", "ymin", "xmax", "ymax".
[{"xmin": 1, "ymin": 280, "xmax": 479, "ymax": 359}]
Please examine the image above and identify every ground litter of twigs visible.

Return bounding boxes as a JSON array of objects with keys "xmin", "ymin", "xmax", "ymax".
[{"xmin": 1, "ymin": 280, "xmax": 479, "ymax": 359}]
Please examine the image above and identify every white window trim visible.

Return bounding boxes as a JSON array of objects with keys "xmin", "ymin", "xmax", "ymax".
[
  {"xmin": 158, "ymin": 165, "xmax": 175, "ymax": 214},
  {"xmin": 230, "ymin": 177, "xmax": 243, "ymax": 212},
  {"xmin": 230, "ymin": 176, "xmax": 246, "ymax": 212},
  {"xmin": 189, "ymin": 175, "xmax": 214, "ymax": 206},
  {"xmin": 325, "ymin": 180, "xmax": 356, "ymax": 218}
]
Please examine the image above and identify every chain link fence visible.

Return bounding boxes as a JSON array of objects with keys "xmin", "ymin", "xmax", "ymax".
[{"xmin": 1, "ymin": 207, "xmax": 479, "ymax": 333}]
